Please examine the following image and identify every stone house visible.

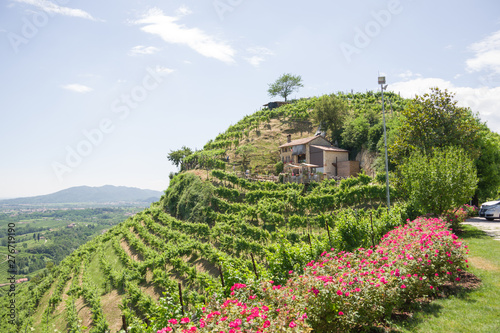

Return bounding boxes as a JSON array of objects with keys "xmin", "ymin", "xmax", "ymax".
[{"xmin": 279, "ymin": 134, "xmax": 359, "ymax": 177}]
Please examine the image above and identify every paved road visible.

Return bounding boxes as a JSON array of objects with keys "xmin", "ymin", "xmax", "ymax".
[{"xmin": 463, "ymin": 217, "xmax": 500, "ymax": 241}]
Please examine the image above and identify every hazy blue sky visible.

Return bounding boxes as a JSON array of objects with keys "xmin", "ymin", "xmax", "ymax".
[{"xmin": 1, "ymin": 0, "xmax": 499, "ymax": 198}]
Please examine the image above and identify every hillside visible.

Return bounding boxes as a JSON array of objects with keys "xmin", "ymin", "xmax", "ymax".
[
  {"xmin": 0, "ymin": 185, "xmax": 162, "ymax": 207},
  {"xmin": 2, "ymin": 92, "xmax": 481, "ymax": 333},
  {"xmin": 184, "ymin": 91, "xmax": 409, "ymax": 176},
  {"xmin": 1, "ymin": 168, "xmax": 410, "ymax": 332}
]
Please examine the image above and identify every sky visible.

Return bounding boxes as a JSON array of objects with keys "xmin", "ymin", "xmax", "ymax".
[{"xmin": 1, "ymin": 0, "xmax": 500, "ymax": 199}]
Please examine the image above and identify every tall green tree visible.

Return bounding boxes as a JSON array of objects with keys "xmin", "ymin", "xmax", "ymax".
[
  {"xmin": 167, "ymin": 146, "xmax": 193, "ymax": 170},
  {"xmin": 341, "ymin": 115, "xmax": 370, "ymax": 150},
  {"xmin": 267, "ymin": 73, "xmax": 303, "ymax": 102},
  {"xmin": 312, "ymin": 94, "xmax": 349, "ymax": 142},
  {"xmin": 389, "ymin": 88, "xmax": 481, "ymax": 166},
  {"xmin": 475, "ymin": 126, "xmax": 500, "ymax": 202},
  {"xmin": 396, "ymin": 146, "xmax": 478, "ymax": 216}
]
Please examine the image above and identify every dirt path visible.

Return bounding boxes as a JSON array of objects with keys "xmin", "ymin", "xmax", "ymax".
[{"xmin": 464, "ymin": 217, "xmax": 500, "ymax": 241}]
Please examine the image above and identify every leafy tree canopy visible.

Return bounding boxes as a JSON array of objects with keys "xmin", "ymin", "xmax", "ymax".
[
  {"xmin": 167, "ymin": 146, "xmax": 193, "ymax": 169},
  {"xmin": 312, "ymin": 94, "xmax": 349, "ymax": 142},
  {"xmin": 267, "ymin": 73, "xmax": 303, "ymax": 102},
  {"xmin": 396, "ymin": 146, "xmax": 478, "ymax": 216},
  {"xmin": 389, "ymin": 88, "xmax": 481, "ymax": 165},
  {"xmin": 475, "ymin": 126, "xmax": 500, "ymax": 202},
  {"xmin": 341, "ymin": 115, "xmax": 370, "ymax": 151}
]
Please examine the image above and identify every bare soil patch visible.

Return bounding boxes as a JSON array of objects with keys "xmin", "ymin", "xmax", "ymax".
[
  {"xmin": 192, "ymin": 257, "xmax": 220, "ymax": 278},
  {"xmin": 75, "ymin": 296, "xmax": 93, "ymax": 332},
  {"xmin": 140, "ymin": 282, "xmax": 163, "ymax": 302},
  {"xmin": 101, "ymin": 289, "xmax": 123, "ymax": 333},
  {"xmin": 32, "ymin": 280, "xmax": 56, "ymax": 328},
  {"xmin": 120, "ymin": 238, "xmax": 144, "ymax": 262}
]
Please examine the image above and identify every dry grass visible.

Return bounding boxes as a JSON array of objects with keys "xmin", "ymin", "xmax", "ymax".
[
  {"xmin": 468, "ymin": 256, "xmax": 500, "ymax": 272},
  {"xmin": 120, "ymin": 237, "xmax": 144, "ymax": 262},
  {"xmin": 51, "ymin": 275, "xmax": 74, "ymax": 331},
  {"xmin": 140, "ymin": 282, "xmax": 163, "ymax": 302},
  {"xmin": 101, "ymin": 290, "xmax": 123, "ymax": 333},
  {"xmin": 75, "ymin": 296, "xmax": 93, "ymax": 332},
  {"xmin": 32, "ymin": 279, "xmax": 56, "ymax": 328},
  {"xmin": 226, "ymin": 115, "xmax": 317, "ymax": 173},
  {"xmin": 192, "ymin": 257, "xmax": 220, "ymax": 278}
]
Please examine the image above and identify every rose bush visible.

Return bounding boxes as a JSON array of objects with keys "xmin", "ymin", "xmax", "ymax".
[{"xmin": 155, "ymin": 217, "xmax": 467, "ymax": 332}]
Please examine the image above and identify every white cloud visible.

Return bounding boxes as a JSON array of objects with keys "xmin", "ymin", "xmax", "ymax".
[
  {"xmin": 61, "ymin": 83, "xmax": 93, "ymax": 93},
  {"xmin": 128, "ymin": 45, "xmax": 159, "ymax": 56},
  {"xmin": 244, "ymin": 56, "xmax": 265, "ymax": 68},
  {"xmin": 154, "ymin": 65, "xmax": 175, "ymax": 75},
  {"xmin": 466, "ymin": 30, "xmax": 500, "ymax": 75},
  {"xmin": 175, "ymin": 5, "xmax": 192, "ymax": 17},
  {"xmin": 397, "ymin": 70, "xmax": 421, "ymax": 81},
  {"xmin": 390, "ymin": 77, "xmax": 500, "ymax": 133},
  {"xmin": 134, "ymin": 8, "xmax": 236, "ymax": 64},
  {"xmin": 14, "ymin": 0, "xmax": 99, "ymax": 21},
  {"xmin": 244, "ymin": 46, "xmax": 274, "ymax": 68},
  {"xmin": 247, "ymin": 46, "xmax": 274, "ymax": 56}
]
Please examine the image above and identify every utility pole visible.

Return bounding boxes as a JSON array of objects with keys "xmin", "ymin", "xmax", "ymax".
[{"xmin": 378, "ymin": 76, "xmax": 391, "ymax": 210}]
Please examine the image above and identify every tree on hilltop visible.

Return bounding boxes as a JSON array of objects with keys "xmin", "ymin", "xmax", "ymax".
[
  {"xmin": 168, "ymin": 146, "xmax": 193, "ymax": 170},
  {"xmin": 267, "ymin": 73, "xmax": 303, "ymax": 102},
  {"xmin": 312, "ymin": 94, "xmax": 349, "ymax": 142}
]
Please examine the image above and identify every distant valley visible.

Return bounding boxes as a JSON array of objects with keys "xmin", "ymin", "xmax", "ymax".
[{"xmin": 0, "ymin": 185, "xmax": 163, "ymax": 208}]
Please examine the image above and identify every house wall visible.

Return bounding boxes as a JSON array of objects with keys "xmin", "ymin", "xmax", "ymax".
[
  {"xmin": 323, "ymin": 151, "xmax": 349, "ymax": 175},
  {"xmin": 280, "ymin": 136, "xmax": 332, "ymax": 166},
  {"xmin": 338, "ymin": 161, "xmax": 360, "ymax": 177},
  {"xmin": 280, "ymin": 147, "xmax": 293, "ymax": 163},
  {"xmin": 310, "ymin": 146, "xmax": 324, "ymax": 166},
  {"xmin": 305, "ymin": 136, "xmax": 331, "ymax": 164}
]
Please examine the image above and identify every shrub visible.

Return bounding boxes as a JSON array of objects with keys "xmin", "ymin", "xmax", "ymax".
[{"xmin": 154, "ymin": 217, "xmax": 467, "ymax": 332}]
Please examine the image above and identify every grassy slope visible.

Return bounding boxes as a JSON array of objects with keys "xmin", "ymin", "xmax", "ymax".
[
  {"xmin": 390, "ymin": 224, "xmax": 500, "ymax": 332},
  {"xmin": 228, "ymin": 112, "xmax": 317, "ymax": 173}
]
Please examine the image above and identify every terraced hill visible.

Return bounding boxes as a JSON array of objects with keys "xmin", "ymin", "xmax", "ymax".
[
  {"xmin": 1, "ymin": 93, "xmax": 416, "ymax": 333},
  {"xmin": 182, "ymin": 91, "xmax": 409, "ymax": 175},
  {"xmin": 2, "ymin": 166, "xmax": 409, "ymax": 332}
]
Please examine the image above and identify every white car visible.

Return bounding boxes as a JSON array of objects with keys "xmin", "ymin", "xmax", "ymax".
[{"xmin": 479, "ymin": 200, "xmax": 500, "ymax": 221}]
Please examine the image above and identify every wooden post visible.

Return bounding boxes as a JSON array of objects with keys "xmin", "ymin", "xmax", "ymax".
[
  {"xmin": 326, "ymin": 222, "xmax": 332, "ymax": 249},
  {"xmin": 370, "ymin": 212, "xmax": 375, "ymax": 248},
  {"xmin": 178, "ymin": 283, "xmax": 185, "ymax": 316},
  {"xmin": 250, "ymin": 253, "xmax": 259, "ymax": 279},
  {"xmin": 308, "ymin": 233, "xmax": 313, "ymax": 256},
  {"xmin": 122, "ymin": 315, "xmax": 127, "ymax": 331},
  {"xmin": 218, "ymin": 265, "xmax": 225, "ymax": 288}
]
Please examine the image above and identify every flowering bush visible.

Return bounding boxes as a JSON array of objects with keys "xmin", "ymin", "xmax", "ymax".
[
  {"xmin": 155, "ymin": 217, "xmax": 467, "ymax": 332},
  {"xmin": 463, "ymin": 204, "xmax": 478, "ymax": 218},
  {"xmin": 441, "ymin": 204, "xmax": 478, "ymax": 229}
]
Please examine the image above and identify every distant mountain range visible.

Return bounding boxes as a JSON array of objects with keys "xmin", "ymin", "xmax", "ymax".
[{"xmin": 0, "ymin": 185, "xmax": 163, "ymax": 206}]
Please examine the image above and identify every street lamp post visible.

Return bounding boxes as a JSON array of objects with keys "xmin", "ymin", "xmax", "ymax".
[{"xmin": 378, "ymin": 76, "xmax": 391, "ymax": 210}]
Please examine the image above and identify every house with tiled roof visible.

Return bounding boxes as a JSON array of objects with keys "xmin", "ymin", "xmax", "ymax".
[{"xmin": 279, "ymin": 134, "xmax": 359, "ymax": 177}]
